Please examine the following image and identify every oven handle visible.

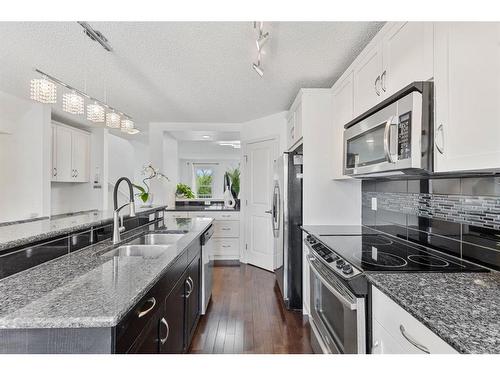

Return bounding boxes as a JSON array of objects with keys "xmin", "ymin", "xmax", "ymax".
[
  {"xmin": 383, "ymin": 116, "xmax": 397, "ymax": 163},
  {"xmin": 307, "ymin": 256, "xmax": 357, "ymax": 311}
]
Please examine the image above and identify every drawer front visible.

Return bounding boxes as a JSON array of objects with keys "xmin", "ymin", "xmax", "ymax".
[
  {"xmin": 372, "ymin": 286, "xmax": 458, "ymax": 354},
  {"xmin": 164, "ymin": 211, "xmax": 189, "ymax": 219},
  {"xmin": 213, "ymin": 221, "xmax": 240, "ymax": 238},
  {"xmin": 212, "ymin": 238, "xmax": 240, "ymax": 258}
]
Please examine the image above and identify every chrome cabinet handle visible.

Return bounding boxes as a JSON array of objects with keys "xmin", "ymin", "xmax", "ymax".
[
  {"xmin": 222, "ymin": 245, "xmax": 231, "ymax": 248},
  {"xmin": 383, "ymin": 116, "xmax": 397, "ymax": 163},
  {"xmin": 75, "ymin": 169, "xmax": 78, "ymax": 177},
  {"xmin": 374, "ymin": 75, "xmax": 381, "ymax": 96},
  {"xmin": 380, "ymin": 70, "xmax": 387, "ymax": 92},
  {"xmin": 137, "ymin": 297, "xmax": 156, "ymax": 318},
  {"xmin": 160, "ymin": 317, "xmax": 170, "ymax": 345},
  {"xmin": 399, "ymin": 324, "xmax": 430, "ymax": 354},
  {"xmin": 185, "ymin": 277, "xmax": 193, "ymax": 298},
  {"xmin": 435, "ymin": 124, "xmax": 445, "ymax": 154},
  {"xmin": 53, "ymin": 167, "xmax": 57, "ymax": 177},
  {"xmin": 264, "ymin": 209, "xmax": 273, "ymax": 214}
]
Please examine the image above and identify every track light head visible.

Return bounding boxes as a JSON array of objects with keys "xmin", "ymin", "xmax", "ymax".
[
  {"xmin": 252, "ymin": 63, "xmax": 264, "ymax": 77},
  {"xmin": 256, "ymin": 32, "xmax": 269, "ymax": 51}
]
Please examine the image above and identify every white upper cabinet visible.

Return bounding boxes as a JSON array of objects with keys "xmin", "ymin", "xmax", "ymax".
[
  {"xmin": 352, "ymin": 42, "xmax": 383, "ymax": 117},
  {"xmin": 51, "ymin": 122, "xmax": 90, "ymax": 183},
  {"xmin": 434, "ymin": 22, "xmax": 500, "ymax": 173},
  {"xmin": 287, "ymin": 92, "xmax": 303, "ymax": 150},
  {"xmin": 332, "ymin": 71, "xmax": 354, "ymax": 179},
  {"xmin": 71, "ymin": 130, "xmax": 90, "ymax": 182},
  {"xmin": 382, "ymin": 22, "xmax": 433, "ymax": 97},
  {"xmin": 52, "ymin": 124, "xmax": 73, "ymax": 182}
]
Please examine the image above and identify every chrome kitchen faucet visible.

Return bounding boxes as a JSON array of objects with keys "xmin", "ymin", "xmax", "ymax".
[{"xmin": 113, "ymin": 177, "xmax": 136, "ymax": 244}]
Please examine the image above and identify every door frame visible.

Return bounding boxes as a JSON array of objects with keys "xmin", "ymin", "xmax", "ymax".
[{"xmin": 240, "ymin": 135, "xmax": 280, "ymax": 265}]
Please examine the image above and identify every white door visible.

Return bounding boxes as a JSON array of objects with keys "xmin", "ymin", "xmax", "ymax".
[
  {"xmin": 434, "ymin": 22, "xmax": 500, "ymax": 172},
  {"xmin": 353, "ymin": 42, "xmax": 383, "ymax": 116},
  {"xmin": 71, "ymin": 131, "xmax": 90, "ymax": 182},
  {"xmin": 382, "ymin": 22, "xmax": 433, "ymax": 97},
  {"xmin": 332, "ymin": 71, "xmax": 354, "ymax": 179},
  {"xmin": 244, "ymin": 138, "xmax": 277, "ymax": 271},
  {"xmin": 55, "ymin": 125, "xmax": 73, "ymax": 182}
]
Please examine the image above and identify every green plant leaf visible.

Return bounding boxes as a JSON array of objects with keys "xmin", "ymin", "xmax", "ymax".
[
  {"xmin": 140, "ymin": 192, "xmax": 149, "ymax": 203},
  {"xmin": 132, "ymin": 184, "xmax": 146, "ymax": 193}
]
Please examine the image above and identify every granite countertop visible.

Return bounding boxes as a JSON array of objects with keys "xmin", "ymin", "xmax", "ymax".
[
  {"xmin": 0, "ymin": 217, "xmax": 213, "ymax": 329},
  {"xmin": 367, "ymin": 272, "xmax": 500, "ymax": 354},
  {"xmin": 0, "ymin": 205, "xmax": 167, "ymax": 252},
  {"xmin": 166, "ymin": 205, "xmax": 239, "ymax": 212}
]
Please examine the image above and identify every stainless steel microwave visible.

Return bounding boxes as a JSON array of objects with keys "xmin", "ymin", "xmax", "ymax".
[{"xmin": 343, "ymin": 82, "xmax": 433, "ymax": 178}]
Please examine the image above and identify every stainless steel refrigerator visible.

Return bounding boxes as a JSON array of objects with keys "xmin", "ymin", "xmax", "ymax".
[{"xmin": 274, "ymin": 144, "xmax": 303, "ymax": 310}]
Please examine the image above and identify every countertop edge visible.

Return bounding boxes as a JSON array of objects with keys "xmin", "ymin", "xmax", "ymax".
[{"xmin": 0, "ymin": 205, "xmax": 167, "ymax": 252}]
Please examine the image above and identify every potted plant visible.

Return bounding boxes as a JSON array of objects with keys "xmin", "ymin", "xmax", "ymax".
[
  {"xmin": 176, "ymin": 183, "xmax": 195, "ymax": 199},
  {"xmin": 226, "ymin": 167, "xmax": 240, "ymax": 208},
  {"xmin": 133, "ymin": 164, "xmax": 169, "ymax": 207}
]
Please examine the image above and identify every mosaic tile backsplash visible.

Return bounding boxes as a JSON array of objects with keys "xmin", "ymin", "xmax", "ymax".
[{"xmin": 362, "ymin": 177, "xmax": 500, "ymax": 270}]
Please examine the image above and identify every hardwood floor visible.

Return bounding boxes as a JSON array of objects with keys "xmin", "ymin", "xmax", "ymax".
[{"xmin": 189, "ymin": 264, "xmax": 313, "ymax": 354}]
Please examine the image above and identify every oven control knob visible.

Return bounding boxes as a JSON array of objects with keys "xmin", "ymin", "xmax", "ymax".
[
  {"xmin": 342, "ymin": 264, "xmax": 353, "ymax": 275},
  {"xmin": 336, "ymin": 259, "xmax": 345, "ymax": 269}
]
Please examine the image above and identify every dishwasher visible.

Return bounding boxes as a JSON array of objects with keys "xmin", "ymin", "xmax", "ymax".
[{"xmin": 200, "ymin": 225, "xmax": 214, "ymax": 315}]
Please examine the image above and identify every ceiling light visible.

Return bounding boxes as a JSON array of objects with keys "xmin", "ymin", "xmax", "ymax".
[
  {"xmin": 120, "ymin": 118, "xmax": 135, "ymax": 132},
  {"xmin": 62, "ymin": 90, "xmax": 84, "ymax": 115},
  {"xmin": 87, "ymin": 101, "xmax": 105, "ymax": 123},
  {"xmin": 202, "ymin": 135, "xmax": 211, "ymax": 139},
  {"xmin": 256, "ymin": 32, "xmax": 269, "ymax": 51},
  {"xmin": 252, "ymin": 62, "xmax": 264, "ymax": 77},
  {"xmin": 106, "ymin": 111, "xmax": 121, "ymax": 128},
  {"xmin": 366, "ymin": 139, "xmax": 374, "ymax": 143},
  {"xmin": 30, "ymin": 76, "xmax": 57, "ymax": 104}
]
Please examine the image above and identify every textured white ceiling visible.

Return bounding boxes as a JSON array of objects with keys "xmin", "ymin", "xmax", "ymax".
[
  {"xmin": 168, "ymin": 130, "xmax": 240, "ymax": 141},
  {"xmin": 0, "ymin": 22, "xmax": 383, "ymax": 130}
]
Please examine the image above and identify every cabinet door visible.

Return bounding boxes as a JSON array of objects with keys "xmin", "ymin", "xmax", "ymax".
[
  {"xmin": 353, "ymin": 42, "xmax": 383, "ymax": 116},
  {"xmin": 372, "ymin": 319, "xmax": 406, "ymax": 354},
  {"xmin": 382, "ymin": 22, "xmax": 433, "ymax": 97},
  {"xmin": 159, "ymin": 278, "xmax": 186, "ymax": 354},
  {"xmin": 332, "ymin": 72, "xmax": 354, "ymax": 179},
  {"xmin": 71, "ymin": 131, "xmax": 90, "ymax": 182},
  {"xmin": 51, "ymin": 125, "xmax": 58, "ymax": 181},
  {"xmin": 128, "ymin": 309, "xmax": 162, "ymax": 354},
  {"xmin": 54, "ymin": 125, "xmax": 73, "ymax": 182},
  {"xmin": 185, "ymin": 254, "xmax": 201, "ymax": 344},
  {"xmin": 434, "ymin": 22, "xmax": 500, "ymax": 172}
]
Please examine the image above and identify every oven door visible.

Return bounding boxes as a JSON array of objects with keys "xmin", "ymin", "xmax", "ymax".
[
  {"xmin": 308, "ymin": 256, "xmax": 366, "ymax": 354},
  {"xmin": 343, "ymin": 89, "xmax": 424, "ymax": 177}
]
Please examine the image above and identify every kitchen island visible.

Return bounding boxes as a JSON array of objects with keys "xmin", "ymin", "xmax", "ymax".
[{"xmin": 0, "ymin": 217, "xmax": 213, "ymax": 353}]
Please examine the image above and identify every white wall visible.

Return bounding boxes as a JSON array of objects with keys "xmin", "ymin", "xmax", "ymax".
[
  {"xmin": 240, "ymin": 111, "xmax": 287, "ymax": 152},
  {"xmin": 302, "ymin": 89, "xmax": 361, "ymax": 225},
  {"xmin": 0, "ymin": 91, "xmax": 51, "ymax": 222}
]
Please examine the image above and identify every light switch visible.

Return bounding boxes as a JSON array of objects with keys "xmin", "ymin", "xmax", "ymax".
[{"xmin": 371, "ymin": 197, "xmax": 377, "ymax": 211}]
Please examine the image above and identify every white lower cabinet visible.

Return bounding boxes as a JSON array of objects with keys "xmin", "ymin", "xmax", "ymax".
[
  {"xmin": 371, "ymin": 286, "xmax": 457, "ymax": 354},
  {"xmin": 211, "ymin": 238, "xmax": 239, "ymax": 259}
]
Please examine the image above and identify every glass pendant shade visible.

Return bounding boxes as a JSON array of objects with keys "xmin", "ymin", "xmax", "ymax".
[
  {"xmin": 87, "ymin": 102, "xmax": 105, "ymax": 123},
  {"xmin": 106, "ymin": 111, "xmax": 121, "ymax": 128},
  {"xmin": 30, "ymin": 76, "xmax": 57, "ymax": 104},
  {"xmin": 62, "ymin": 90, "xmax": 84, "ymax": 115},
  {"xmin": 121, "ymin": 118, "xmax": 139, "ymax": 134}
]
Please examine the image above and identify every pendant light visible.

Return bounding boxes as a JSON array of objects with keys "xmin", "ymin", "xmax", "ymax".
[
  {"xmin": 87, "ymin": 101, "xmax": 105, "ymax": 123},
  {"xmin": 62, "ymin": 90, "xmax": 85, "ymax": 114},
  {"xmin": 30, "ymin": 75, "xmax": 57, "ymax": 103},
  {"xmin": 106, "ymin": 111, "xmax": 121, "ymax": 128}
]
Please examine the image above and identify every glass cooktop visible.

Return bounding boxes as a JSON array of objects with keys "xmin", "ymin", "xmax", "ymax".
[{"xmin": 317, "ymin": 232, "xmax": 486, "ymax": 273}]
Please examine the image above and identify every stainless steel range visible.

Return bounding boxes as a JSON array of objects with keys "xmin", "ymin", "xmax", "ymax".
[{"xmin": 303, "ymin": 225, "xmax": 487, "ymax": 354}]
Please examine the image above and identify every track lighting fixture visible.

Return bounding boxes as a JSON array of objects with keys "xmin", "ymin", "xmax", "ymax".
[{"xmin": 252, "ymin": 22, "xmax": 269, "ymax": 77}]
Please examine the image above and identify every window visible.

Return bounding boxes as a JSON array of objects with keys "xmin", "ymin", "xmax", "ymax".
[{"xmin": 194, "ymin": 166, "xmax": 214, "ymax": 199}]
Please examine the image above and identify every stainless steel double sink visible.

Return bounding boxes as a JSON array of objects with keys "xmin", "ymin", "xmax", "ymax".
[{"xmin": 101, "ymin": 232, "xmax": 187, "ymax": 259}]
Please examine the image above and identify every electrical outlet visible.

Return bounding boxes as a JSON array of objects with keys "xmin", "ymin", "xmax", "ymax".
[{"xmin": 371, "ymin": 197, "xmax": 377, "ymax": 211}]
